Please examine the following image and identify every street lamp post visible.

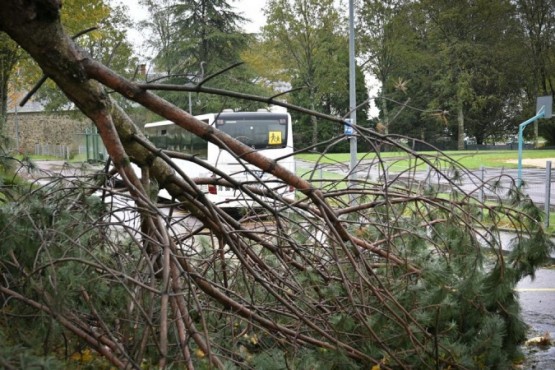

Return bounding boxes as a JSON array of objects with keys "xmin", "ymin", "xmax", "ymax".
[
  {"xmin": 187, "ymin": 61, "xmax": 205, "ymax": 115},
  {"xmin": 348, "ymin": 0, "xmax": 357, "ymax": 203}
]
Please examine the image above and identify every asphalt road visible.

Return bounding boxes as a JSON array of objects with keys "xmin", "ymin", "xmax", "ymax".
[
  {"xmin": 517, "ymin": 268, "xmax": 555, "ymax": 368},
  {"xmin": 297, "ymin": 159, "xmax": 555, "ymax": 209}
]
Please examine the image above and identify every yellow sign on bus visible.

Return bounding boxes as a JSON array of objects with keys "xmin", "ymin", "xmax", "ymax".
[{"xmin": 268, "ymin": 131, "xmax": 282, "ymax": 145}]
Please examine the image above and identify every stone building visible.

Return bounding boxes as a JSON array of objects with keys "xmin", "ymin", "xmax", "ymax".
[{"xmin": 5, "ymin": 99, "xmax": 93, "ymax": 159}]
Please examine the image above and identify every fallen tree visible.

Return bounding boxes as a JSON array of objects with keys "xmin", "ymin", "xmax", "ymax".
[{"xmin": 0, "ymin": 1, "xmax": 553, "ymax": 369}]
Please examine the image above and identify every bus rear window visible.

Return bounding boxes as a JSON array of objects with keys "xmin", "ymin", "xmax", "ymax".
[
  {"xmin": 216, "ymin": 117, "xmax": 288, "ymax": 149},
  {"xmin": 145, "ymin": 124, "xmax": 208, "ymax": 159}
]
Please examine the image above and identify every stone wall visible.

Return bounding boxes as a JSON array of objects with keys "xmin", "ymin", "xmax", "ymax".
[{"xmin": 4, "ymin": 111, "xmax": 92, "ymax": 155}]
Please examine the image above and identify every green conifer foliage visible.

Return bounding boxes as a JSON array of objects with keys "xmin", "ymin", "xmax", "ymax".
[{"xmin": 1, "ymin": 103, "xmax": 554, "ymax": 370}]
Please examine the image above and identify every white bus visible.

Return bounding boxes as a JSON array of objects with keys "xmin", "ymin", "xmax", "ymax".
[{"xmin": 143, "ymin": 108, "xmax": 296, "ymax": 209}]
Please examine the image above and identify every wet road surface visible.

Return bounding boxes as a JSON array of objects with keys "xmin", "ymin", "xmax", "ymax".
[{"xmin": 517, "ymin": 268, "xmax": 555, "ymax": 368}]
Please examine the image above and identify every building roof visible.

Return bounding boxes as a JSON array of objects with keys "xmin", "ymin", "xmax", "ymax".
[
  {"xmin": 7, "ymin": 99, "xmax": 46, "ymax": 113},
  {"xmin": 7, "ymin": 92, "xmax": 75, "ymax": 114}
]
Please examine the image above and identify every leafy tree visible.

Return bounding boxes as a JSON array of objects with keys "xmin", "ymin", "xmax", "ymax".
[
  {"xmin": 1, "ymin": 0, "xmax": 119, "ymax": 135},
  {"xmin": 516, "ymin": 0, "xmax": 555, "ymax": 97},
  {"xmin": 516, "ymin": 0, "xmax": 555, "ymax": 145},
  {"xmin": 0, "ymin": 34, "xmax": 20, "ymax": 131},
  {"xmin": 241, "ymin": 37, "xmax": 291, "ymax": 89},
  {"xmin": 290, "ymin": 53, "xmax": 370, "ymax": 153},
  {"xmin": 262, "ymin": 0, "xmax": 369, "ymax": 150},
  {"xmin": 137, "ymin": 0, "xmax": 176, "ymax": 75},
  {"xmin": 417, "ymin": 0, "xmax": 528, "ymax": 147},
  {"xmin": 361, "ymin": 0, "xmax": 530, "ymax": 147},
  {"xmin": 358, "ymin": 1, "xmax": 458, "ymax": 148},
  {"xmin": 74, "ymin": 4, "xmax": 137, "ymax": 75},
  {"xmin": 358, "ymin": 1, "xmax": 456, "ymax": 147},
  {"xmin": 30, "ymin": 0, "xmax": 139, "ymax": 111},
  {"xmin": 139, "ymin": 0, "xmax": 267, "ymax": 114},
  {"xmin": 16, "ymin": 0, "xmax": 112, "ymax": 89},
  {"xmin": 61, "ymin": 0, "xmax": 111, "ymax": 33},
  {"xmin": 358, "ymin": 0, "xmax": 412, "ymax": 135}
]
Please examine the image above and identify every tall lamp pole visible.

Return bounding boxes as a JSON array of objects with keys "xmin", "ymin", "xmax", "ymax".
[{"xmin": 348, "ymin": 0, "xmax": 357, "ymax": 201}]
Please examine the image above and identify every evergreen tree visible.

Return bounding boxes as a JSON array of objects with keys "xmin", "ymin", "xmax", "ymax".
[
  {"xmin": 139, "ymin": 0, "xmax": 266, "ymax": 114},
  {"xmin": 360, "ymin": 0, "xmax": 530, "ymax": 147}
]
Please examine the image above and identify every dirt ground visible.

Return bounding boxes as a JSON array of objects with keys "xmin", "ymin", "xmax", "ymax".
[{"xmin": 505, "ymin": 158, "xmax": 555, "ymax": 168}]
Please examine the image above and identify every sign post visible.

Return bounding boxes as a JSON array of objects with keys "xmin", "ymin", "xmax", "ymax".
[{"xmin": 344, "ymin": 119, "xmax": 354, "ymax": 136}]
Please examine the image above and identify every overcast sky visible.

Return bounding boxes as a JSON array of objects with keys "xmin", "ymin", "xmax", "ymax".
[
  {"xmin": 117, "ymin": 0, "xmax": 267, "ymax": 58},
  {"xmin": 124, "ymin": 0, "xmax": 267, "ymax": 34},
  {"xmin": 233, "ymin": 0, "xmax": 267, "ymax": 33}
]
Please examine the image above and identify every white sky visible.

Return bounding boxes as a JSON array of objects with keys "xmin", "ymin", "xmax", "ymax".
[
  {"xmin": 123, "ymin": 0, "xmax": 267, "ymax": 43},
  {"xmin": 232, "ymin": 0, "xmax": 268, "ymax": 33},
  {"xmin": 117, "ymin": 0, "xmax": 379, "ymax": 117},
  {"xmin": 117, "ymin": 0, "xmax": 267, "ymax": 59}
]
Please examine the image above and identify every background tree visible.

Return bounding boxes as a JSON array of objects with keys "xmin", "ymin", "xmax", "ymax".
[
  {"xmin": 360, "ymin": 0, "xmax": 532, "ymax": 148},
  {"xmin": 262, "ymin": 0, "xmax": 369, "ymax": 150},
  {"xmin": 517, "ymin": 0, "xmax": 555, "ymax": 145},
  {"xmin": 417, "ymin": 0, "xmax": 527, "ymax": 147},
  {"xmin": 358, "ymin": 0, "xmax": 462, "ymax": 149},
  {"xmin": 139, "ymin": 0, "xmax": 267, "ymax": 114},
  {"xmin": 358, "ymin": 0, "xmax": 413, "ymax": 135},
  {"xmin": 0, "ymin": 34, "xmax": 20, "ymax": 131},
  {"xmin": 36, "ymin": 1, "xmax": 138, "ymax": 111},
  {"xmin": 517, "ymin": 0, "xmax": 555, "ymax": 97},
  {"xmin": 9, "ymin": 0, "xmax": 139, "ymax": 114},
  {"xmin": 289, "ymin": 55, "xmax": 370, "ymax": 152},
  {"xmin": 138, "ymin": 0, "xmax": 178, "ymax": 76}
]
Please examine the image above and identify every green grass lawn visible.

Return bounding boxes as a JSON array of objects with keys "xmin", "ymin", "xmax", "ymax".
[
  {"xmin": 13, "ymin": 153, "xmax": 89, "ymax": 162},
  {"xmin": 20, "ymin": 149, "xmax": 555, "ymax": 171},
  {"xmin": 296, "ymin": 149, "xmax": 555, "ymax": 171}
]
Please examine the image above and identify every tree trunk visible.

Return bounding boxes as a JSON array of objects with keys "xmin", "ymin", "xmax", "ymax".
[
  {"xmin": 534, "ymin": 121, "xmax": 539, "ymax": 148},
  {"xmin": 381, "ymin": 92, "xmax": 389, "ymax": 135},
  {"xmin": 310, "ymin": 91, "xmax": 318, "ymax": 148},
  {"xmin": 457, "ymin": 102, "xmax": 465, "ymax": 150},
  {"xmin": 0, "ymin": 84, "xmax": 6, "ymax": 131},
  {"xmin": 1, "ymin": 61, "xmax": 12, "ymax": 130}
]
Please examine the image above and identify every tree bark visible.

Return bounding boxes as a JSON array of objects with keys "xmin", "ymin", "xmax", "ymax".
[
  {"xmin": 381, "ymin": 91, "xmax": 390, "ymax": 135},
  {"xmin": 457, "ymin": 100, "xmax": 465, "ymax": 150}
]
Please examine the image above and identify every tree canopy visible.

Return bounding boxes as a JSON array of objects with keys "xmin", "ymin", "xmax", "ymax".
[
  {"xmin": 0, "ymin": 0, "xmax": 139, "ymax": 116},
  {"xmin": 138, "ymin": 0, "xmax": 270, "ymax": 114},
  {"xmin": 357, "ymin": 0, "xmax": 555, "ymax": 146},
  {"xmin": 259, "ymin": 0, "xmax": 369, "ymax": 150}
]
